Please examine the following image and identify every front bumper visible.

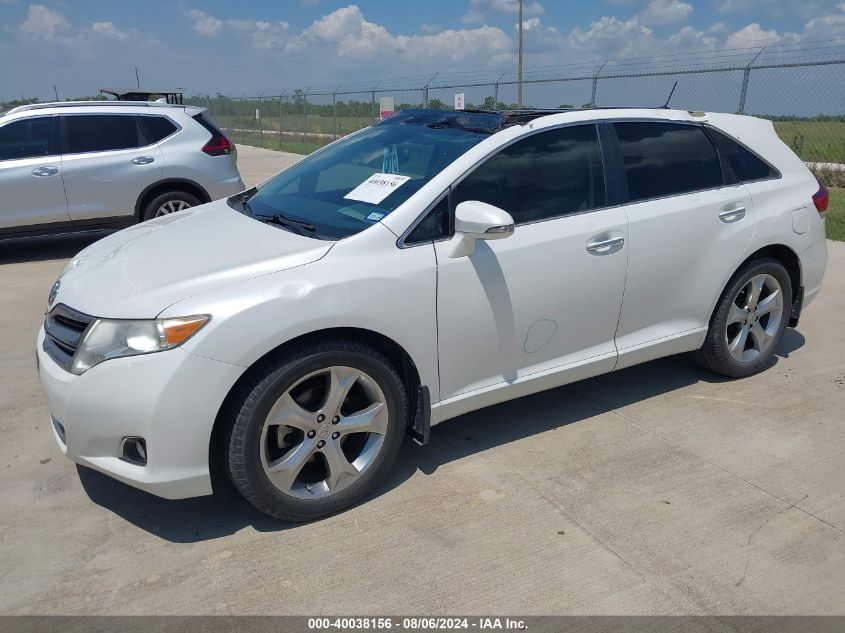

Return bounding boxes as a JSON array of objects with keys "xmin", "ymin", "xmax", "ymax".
[{"xmin": 37, "ymin": 326, "xmax": 244, "ymax": 499}]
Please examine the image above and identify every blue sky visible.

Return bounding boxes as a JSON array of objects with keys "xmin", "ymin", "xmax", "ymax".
[{"xmin": 1, "ymin": 0, "xmax": 844, "ymax": 101}]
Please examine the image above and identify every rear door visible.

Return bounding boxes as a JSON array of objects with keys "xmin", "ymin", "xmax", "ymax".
[
  {"xmin": 610, "ymin": 120, "xmax": 755, "ymax": 368},
  {"xmin": 0, "ymin": 116, "xmax": 70, "ymax": 231},
  {"xmin": 60, "ymin": 114, "xmax": 163, "ymax": 222}
]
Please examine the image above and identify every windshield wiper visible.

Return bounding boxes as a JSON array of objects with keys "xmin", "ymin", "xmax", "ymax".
[
  {"xmin": 234, "ymin": 193, "xmax": 317, "ymax": 237},
  {"xmin": 261, "ymin": 212, "xmax": 317, "ymax": 237}
]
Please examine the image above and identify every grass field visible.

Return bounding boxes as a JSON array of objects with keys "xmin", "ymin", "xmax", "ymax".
[
  {"xmin": 828, "ymin": 187, "xmax": 845, "ymax": 241},
  {"xmin": 773, "ymin": 121, "xmax": 845, "ymax": 164}
]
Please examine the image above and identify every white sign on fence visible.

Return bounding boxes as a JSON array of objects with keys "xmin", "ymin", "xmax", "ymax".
[
  {"xmin": 454, "ymin": 93, "xmax": 465, "ymax": 110},
  {"xmin": 255, "ymin": 108, "xmax": 260, "ymax": 121},
  {"xmin": 379, "ymin": 96, "xmax": 395, "ymax": 120}
]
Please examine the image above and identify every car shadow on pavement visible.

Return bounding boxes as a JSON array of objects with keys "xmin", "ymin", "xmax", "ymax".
[
  {"xmin": 77, "ymin": 328, "xmax": 805, "ymax": 543},
  {"xmin": 0, "ymin": 233, "xmax": 105, "ymax": 265}
]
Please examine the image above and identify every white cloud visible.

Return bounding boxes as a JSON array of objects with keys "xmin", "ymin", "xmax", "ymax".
[
  {"xmin": 464, "ymin": 0, "xmax": 544, "ymax": 24},
  {"xmin": 186, "ymin": 9, "xmax": 289, "ymax": 49},
  {"xmin": 638, "ymin": 0, "xmax": 693, "ymax": 26},
  {"xmin": 20, "ymin": 4, "xmax": 70, "ymax": 40},
  {"xmin": 666, "ymin": 25, "xmax": 717, "ymax": 51},
  {"xmin": 724, "ymin": 22, "xmax": 799, "ymax": 49},
  {"xmin": 186, "ymin": 9, "xmax": 224, "ymax": 36},
  {"xmin": 567, "ymin": 16, "xmax": 655, "ymax": 58},
  {"xmin": 90, "ymin": 21, "xmax": 130, "ymax": 41},
  {"xmin": 803, "ymin": 2, "xmax": 845, "ymax": 39},
  {"xmin": 285, "ymin": 5, "xmax": 512, "ymax": 65}
]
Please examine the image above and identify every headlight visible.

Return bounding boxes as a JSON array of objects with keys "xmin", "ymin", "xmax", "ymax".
[{"xmin": 71, "ymin": 315, "xmax": 209, "ymax": 375}]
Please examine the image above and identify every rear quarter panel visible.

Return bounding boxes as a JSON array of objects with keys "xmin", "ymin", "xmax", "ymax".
[{"xmin": 707, "ymin": 113, "xmax": 826, "ymax": 300}]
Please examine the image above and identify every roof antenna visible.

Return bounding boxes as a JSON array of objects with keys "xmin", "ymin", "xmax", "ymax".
[{"xmin": 662, "ymin": 81, "xmax": 678, "ymax": 109}]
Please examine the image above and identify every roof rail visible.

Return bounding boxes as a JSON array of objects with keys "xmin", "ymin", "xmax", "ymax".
[{"xmin": 5, "ymin": 101, "xmax": 193, "ymax": 115}]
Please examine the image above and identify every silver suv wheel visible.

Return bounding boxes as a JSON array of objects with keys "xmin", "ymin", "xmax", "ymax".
[{"xmin": 155, "ymin": 200, "xmax": 192, "ymax": 217}]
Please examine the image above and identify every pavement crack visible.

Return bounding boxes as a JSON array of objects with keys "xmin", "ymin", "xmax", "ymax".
[{"xmin": 733, "ymin": 494, "xmax": 808, "ymax": 587}]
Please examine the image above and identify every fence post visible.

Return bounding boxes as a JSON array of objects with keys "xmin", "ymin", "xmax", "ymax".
[
  {"xmin": 239, "ymin": 96, "xmax": 245, "ymax": 145},
  {"xmin": 303, "ymin": 90, "xmax": 309, "ymax": 154},
  {"xmin": 371, "ymin": 81, "xmax": 381, "ymax": 123},
  {"xmin": 279, "ymin": 93, "xmax": 284, "ymax": 152},
  {"xmin": 333, "ymin": 91, "xmax": 338, "ymax": 141},
  {"xmin": 590, "ymin": 61, "xmax": 606, "ymax": 109},
  {"xmin": 423, "ymin": 73, "xmax": 438, "ymax": 109},
  {"xmin": 492, "ymin": 72, "xmax": 506, "ymax": 108},
  {"xmin": 258, "ymin": 93, "xmax": 264, "ymax": 148},
  {"xmin": 739, "ymin": 46, "xmax": 766, "ymax": 115},
  {"xmin": 222, "ymin": 94, "xmax": 230, "ymax": 134}
]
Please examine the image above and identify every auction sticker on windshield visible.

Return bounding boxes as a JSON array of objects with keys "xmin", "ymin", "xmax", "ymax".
[{"xmin": 344, "ymin": 173, "xmax": 411, "ymax": 205}]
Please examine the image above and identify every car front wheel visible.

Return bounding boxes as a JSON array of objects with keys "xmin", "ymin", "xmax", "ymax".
[{"xmin": 226, "ymin": 339, "xmax": 408, "ymax": 521}]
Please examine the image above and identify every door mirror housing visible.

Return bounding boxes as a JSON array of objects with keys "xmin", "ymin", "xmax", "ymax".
[
  {"xmin": 448, "ymin": 201, "xmax": 514, "ymax": 258},
  {"xmin": 455, "ymin": 201, "xmax": 514, "ymax": 240}
]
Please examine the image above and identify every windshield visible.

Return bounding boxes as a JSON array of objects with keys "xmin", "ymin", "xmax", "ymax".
[{"xmin": 235, "ymin": 110, "xmax": 501, "ymax": 239}]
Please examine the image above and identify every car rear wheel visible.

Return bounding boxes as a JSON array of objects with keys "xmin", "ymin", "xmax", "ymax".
[
  {"xmin": 694, "ymin": 257, "xmax": 792, "ymax": 378},
  {"xmin": 142, "ymin": 190, "xmax": 201, "ymax": 221},
  {"xmin": 226, "ymin": 339, "xmax": 408, "ymax": 521}
]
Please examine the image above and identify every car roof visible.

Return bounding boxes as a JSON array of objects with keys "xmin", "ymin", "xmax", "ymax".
[
  {"xmin": 2, "ymin": 101, "xmax": 204, "ymax": 120},
  {"xmin": 380, "ymin": 107, "xmax": 718, "ymax": 135}
]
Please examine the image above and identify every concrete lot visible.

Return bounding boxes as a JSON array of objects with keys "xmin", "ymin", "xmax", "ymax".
[{"xmin": 0, "ymin": 145, "xmax": 843, "ymax": 615}]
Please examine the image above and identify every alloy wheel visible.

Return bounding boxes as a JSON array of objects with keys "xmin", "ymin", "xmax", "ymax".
[
  {"xmin": 725, "ymin": 273, "xmax": 784, "ymax": 363},
  {"xmin": 155, "ymin": 200, "xmax": 192, "ymax": 217},
  {"xmin": 259, "ymin": 366, "xmax": 388, "ymax": 499}
]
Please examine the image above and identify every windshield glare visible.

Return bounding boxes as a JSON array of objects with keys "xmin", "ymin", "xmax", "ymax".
[{"xmin": 240, "ymin": 114, "xmax": 493, "ymax": 239}]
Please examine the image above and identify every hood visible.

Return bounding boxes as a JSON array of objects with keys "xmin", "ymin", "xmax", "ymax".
[{"xmin": 52, "ymin": 199, "xmax": 333, "ymax": 318}]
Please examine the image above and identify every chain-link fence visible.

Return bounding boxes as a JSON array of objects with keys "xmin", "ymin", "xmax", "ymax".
[{"xmin": 187, "ymin": 48, "xmax": 845, "ymax": 240}]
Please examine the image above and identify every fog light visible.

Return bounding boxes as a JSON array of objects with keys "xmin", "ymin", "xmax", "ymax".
[
  {"xmin": 51, "ymin": 417, "xmax": 66, "ymax": 445},
  {"xmin": 120, "ymin": 437, "xmax": 147, "ymax": 466}
]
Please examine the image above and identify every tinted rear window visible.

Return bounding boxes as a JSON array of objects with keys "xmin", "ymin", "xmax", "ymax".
[
  {"xmin": 707, "ymin": 127, "xmax": 778, "ymax": 183},
  {"xmin": 139, "ymin": 116, "xmax": 178, "ymax": 143},
  {"xmin": 65, "ymin": 115, "xmax": 140, "ymax": 154},
  {"xmin": 614, "ymin": 122, "xmax": 723, "ymax": 202}
]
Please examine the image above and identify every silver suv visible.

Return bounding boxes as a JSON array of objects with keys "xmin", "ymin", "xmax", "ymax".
[{"xmin": 0, "ymin": 101, "xmax": 244, "ymax": 239}]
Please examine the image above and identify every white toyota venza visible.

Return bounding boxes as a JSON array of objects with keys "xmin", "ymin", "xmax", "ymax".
[{"xmin": 37, "ymin": 108, "xmax": 828, "ymax": 520}]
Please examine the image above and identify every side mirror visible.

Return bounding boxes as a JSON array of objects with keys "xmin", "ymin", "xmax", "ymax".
[{"xmin": 448, "ymin": 201, "xmax": 514, "ymax": 258}]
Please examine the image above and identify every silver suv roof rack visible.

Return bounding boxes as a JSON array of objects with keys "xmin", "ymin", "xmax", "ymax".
[{"xmin": 6, "ymin": 101, "xmax": 194, "ymax": 115}]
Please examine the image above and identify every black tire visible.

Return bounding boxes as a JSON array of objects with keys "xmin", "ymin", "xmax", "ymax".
[
  {"xmin": 226, "ymin": 338, "xmax": 408, "ymax": 521},
  {"xmin": 694, "ymin": 257, "xmax": 792, "ymax": 378},
  {"xmin": 141, "ymin": 190, "xmax": 201, "ymax": 222}
]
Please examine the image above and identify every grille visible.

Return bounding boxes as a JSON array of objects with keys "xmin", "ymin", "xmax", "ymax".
[{"xmin": 43, "ymin": 304, "xmax": 94, "ymax": 371}]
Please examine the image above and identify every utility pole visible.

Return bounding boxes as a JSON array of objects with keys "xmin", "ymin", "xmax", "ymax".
[
  {"xmin": 134, "ymin": 66, "xmax": 140, "ymax": 89},
  {"xmin": 53, "ymin": 85, "xmax": 58, "ymax": 101},
  {"xmin": 517, "ymin": 0, "xmax": 524, "ymax": 108}
]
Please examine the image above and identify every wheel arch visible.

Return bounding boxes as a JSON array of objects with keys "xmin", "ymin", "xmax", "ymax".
[
  {"xmin": 207, "ymin": 326, "xmax": 423, "ymax": 489},
  {"xmin": 134, "ymin": 178, "xmax": 211, "ymax": 221},
  {"xmin": 712, "ymin": 243, "xmax": 803, "ymax": 328}
]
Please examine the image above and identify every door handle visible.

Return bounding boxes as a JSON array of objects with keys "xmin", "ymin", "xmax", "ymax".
[
  {"xmin": 31, "ymin": 166, "xmax": 59, "ymax": 177},
  {"xmin": 131, "ymin": 156, "xmax": 156, "ymax": 165},
  {"xmin": 586, "ymin": 236, "xmax": 625, "ymax": 254},
  {"xmin": 719, "ymin": 205, "xmax": 746, "ymax": 223}
]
